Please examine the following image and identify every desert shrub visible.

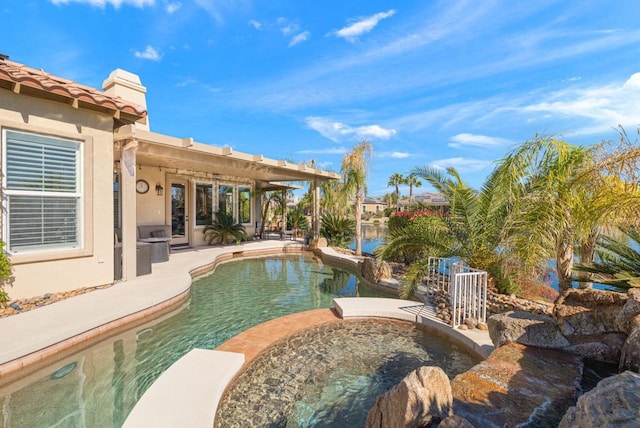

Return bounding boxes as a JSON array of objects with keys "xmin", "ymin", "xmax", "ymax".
[{"xmin": 321, "ymin": 212, "xmax": 355, "ymax": 247}]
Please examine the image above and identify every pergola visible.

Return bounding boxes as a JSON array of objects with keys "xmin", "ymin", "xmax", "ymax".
[{"xmin": 113, "ymin": 124, "xmax": 340, "ymax": 280}]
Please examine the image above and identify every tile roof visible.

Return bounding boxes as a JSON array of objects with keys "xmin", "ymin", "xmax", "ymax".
[{"xmin": 0, "ymin": 57, "xmax": 147, "ymax": 122}]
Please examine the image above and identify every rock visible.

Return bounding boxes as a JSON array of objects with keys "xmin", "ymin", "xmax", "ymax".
[
  {"xmin": 620, "ymin": 315, "xmax": 640, "ymax": 372},
  {"xmin": 563, "ymin": 333, "xmax": 626, "ymax": 364},
  {"xmin": 554, "ymin": 289, "xmax": 627, "ymax": 336},
  {"xmin": 464, "ymin": 317, "xmax": 478, "ymax": 328},
  {"xmin": 559, "ymin": 371, "xmax": 640, "ymax": 427},
  {"xmin": 476, "ymin": 322, "xmax": 488, "ymax": 331},
  {"xmin": 438, "ymin": 415, "xmax": 475, "ymax": 427},
  {"xmin": 309, "ymin": 237, "xmax": 328, "ymax": 249},
  {"xmin": 365, "ymin": 366, "xmax": 453, "ymax": 428},
  {"xmin": 361, "ymin": 258, "xmax": 392, "ymax": 283},
  {"xmin": 616, "ymin": 288, "xmax": 640, "ymax": 334},
  {"xmin": 488, "ymin": 311, "xmax": 570, "ymax": 348},
  {"xmin": 452, "ymin": 342, "xmax": 583, "ymax": 428},
  {"xmin": 458, "ymin": 324, "xmax": 468, "ymax": 330}
]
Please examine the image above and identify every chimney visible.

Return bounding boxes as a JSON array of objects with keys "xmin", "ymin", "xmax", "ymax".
[{"xmin": 102, "ymin": 69, "xmax": 149, "ymax": 130}]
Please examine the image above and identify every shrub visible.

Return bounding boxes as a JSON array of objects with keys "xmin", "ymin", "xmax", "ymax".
[
  {"xmin": 0, "ymin": 242, "xmax": 12, "ymax": 306},
  {"xmin": 321, "ymin": 212, "xmax": 355, "ymax": 247},
  {"xmin": 203, "ymin": 212, "xmax": 247, "ymax": 244}
]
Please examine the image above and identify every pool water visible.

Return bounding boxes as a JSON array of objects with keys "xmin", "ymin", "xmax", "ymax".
[
  {"xmin": 0, "ymin": 255, "xmax": 392, "ymax": 428},
  {"xmin": 216, "ymin": 319, "xmax": 480, "ymax": 427}
]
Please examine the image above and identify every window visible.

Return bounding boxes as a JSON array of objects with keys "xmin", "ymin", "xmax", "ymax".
[
  {"xmin": 195, "ymin": 183, "xmax": 213, "ymax": 226},
  {"xmin": 238, "ymin": 186, "xmax": 251, "ymax": 224},
  {"xmin": 218, "ymin": 184, "xmax": 234, "ymax": 217},
  {"xmin": 3, "ymin": 130, "xmax": 82, "ymax": 254}
]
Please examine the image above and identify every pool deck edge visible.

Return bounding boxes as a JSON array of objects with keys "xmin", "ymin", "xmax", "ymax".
[{"xmin": 0, "ymin": 240, "xmax": 306, "ymax": 376}]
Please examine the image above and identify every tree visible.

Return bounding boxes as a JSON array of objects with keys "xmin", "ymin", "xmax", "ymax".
[
  {"xmin": 387, "ymin": 173, "xmax": 405, "ymax": 211},
  {"xmin": 494, "ymin": 135, "xmax": 640, "ymax": 293},
  {"xmin": 383, "ymin": 165, "xmax": 513, "ymax": 298},
  {"xmin": 575, "ymin": 227, "xmax": 640, "ymax": 290},
  {"xmin": 406, "ymin": 174, "xmax": 422, "ymax": 204},
  {"xmin": 203, "ymin": 211, "xmax": 247, "ymax": 244},
  {"xmin": 341, "ymin": 141, "xmax": 373, "ymax": 256}
]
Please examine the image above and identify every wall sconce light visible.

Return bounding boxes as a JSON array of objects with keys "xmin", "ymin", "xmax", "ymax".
[{"xmin": 155, "ymin": 184, "xmax": 164, "ymax": 196}]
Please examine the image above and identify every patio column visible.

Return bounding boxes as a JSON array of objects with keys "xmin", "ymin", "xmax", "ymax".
[
  {"xmin": 121, "ymin": 139, "xmax": 138, "ymax": 280},
  {"xmin": 312, "ymin": 179, "xmax": 320, "ymax": 238},
  {"xmin": 281, "ymin": 189, "xmax": 287, "ymax": 238}
]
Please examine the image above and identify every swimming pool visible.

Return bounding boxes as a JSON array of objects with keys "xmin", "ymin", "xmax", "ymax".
[{"xmin": 0, "ymin": 255, "xmax": 392, "ymax": 427}]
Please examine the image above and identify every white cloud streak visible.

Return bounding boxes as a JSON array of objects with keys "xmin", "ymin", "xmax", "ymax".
[
  {"xmin": 50, "ymin": 0, "xmax": 153, "ymax": 7},
  {"xmin": 430, "ymin": 157, "xmax": 492, "ymax": 172},
  {"xmin": 331, "ymin": 9, "xmax": 396, "ymax": 42},
  {"xmin": 289, "ymin": 31, "xmax": 310, "ymax": 47},
  {"xmin": 166, "ymin": 2, "xmax": 181, "ymax": 14},
  {"xmin": 305, "ymin": 116, "xmax": 396, "ymax": 142},
  {"xmin": 377, "ymin": 151, "xmax": 411, "ymax": 159},
  {"xmin": 520, "ymin": 72, "xmax": 640, "ymax": 135},
  {"xmin": 134, "ymin": 45, "xmax": 163, "ymax": 61},
  {"xmin": 448, "ymin": 133, "xmax": 512, "ymax": 149},
  {"xmin": 248, "ymin": 19, "xmax": 262, "ymax": 30}
]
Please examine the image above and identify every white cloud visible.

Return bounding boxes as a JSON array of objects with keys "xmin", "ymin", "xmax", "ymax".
[
  {"xmin": 134, "ymin": 45, "xmax": 163, "ymax": 61},
  {"xmin": 624, "ymin": 72, "xmax": 640, "ymax": 89},
  {"xmin": 297, "ymin": 147, "xmax": 349, "ymax": 155},
  {"xmin": 166, "ymin": 1, "xmax": 181, "ymax": 14},
  {"xmin": 305, "ymin": 116, "xmax": 396, "ymax": 142},
  {"xmin": 331, "ymin": 9, "xmax": 396, "ymax": 42},
  {"xmin": 430, "ymin": 157, "xmax": 492, "ymax": 172},
  {"xmin": 521, "ymin": 72, "xmax": 640, "ymax": 135},
  {"xmin": 248, "ymin": 19, "xmax": 262, "ymax": 30},
  {"xmin": 448, "ymin": 133, "xmax": 511, "ymax": 149},
  {"xmin": 50, "ymin": 0, "xmax": 153, "ymax": 7},
  {"xmin": 289, "ymin": 31, "xmax": 310, "ymax": 47},
  {"xmin": 316, "ymin": 161, "xmax": 333, "ymax": 169},
  {"xmin": 377, "ymin": 151, "xmax": 411, "ymax": 158}
]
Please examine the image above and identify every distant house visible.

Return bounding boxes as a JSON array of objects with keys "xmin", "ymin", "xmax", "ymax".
[
  {"xmin": 0, "ymin": 55, "xmax": 338, "ymax": 299},
  {"xmin": 398, "ymin": 192, "xmax": 449, "ymax": 212},
  {"xmin": 363, "ymin": 197, "xmax": 387, "ymax": 215}
]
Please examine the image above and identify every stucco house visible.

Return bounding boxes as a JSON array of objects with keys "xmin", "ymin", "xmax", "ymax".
[
  {"xmin": 0, "ymin": 55, "xmax": 338, "ymax": 300},
  {"xmin": 362, "ymin": 197, "xmax": 387, "ymax": 215}
]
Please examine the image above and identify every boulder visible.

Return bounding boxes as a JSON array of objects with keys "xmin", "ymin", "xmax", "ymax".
[
  {"xmin": 488, "ymin": 311, "xmax": 570, "ymax": 348},
  {"xmin": 361, "ymin": 258, "xmax": 392, "ymax": 283},
  {"xmin": 365, "ymin": 366, "xmax": 452, "ymax": 428},
  {"xmin": 452, "ymin": 342, "xmax": 583, "ymax": 427},
  {"xmin": 438, "ymin": 415, "xmax": 475, "ymax": 427},
  {"xmin": 554, "ymin": 289, "xmax": 628, "ymax": 336},
  {"xmin": 309, "ymin": 237, "xmax": 328, "ymax": 249},
  {"xmin": 615, "ymin": 288, "xmax": 640, "ymax": 334},
  {"xmin": 563, "ymin": 333, "xmax": 626, "ymax": 364},
  {"xmin": 559, "ymin": 371, "xmax": 640, "ymax": 427},
  {"xmin": 620, "ymin": 315, "xmax": 640, "ymax": 373}
]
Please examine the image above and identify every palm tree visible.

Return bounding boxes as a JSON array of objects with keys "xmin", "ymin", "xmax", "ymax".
[
  {"xmin": 203, "ymin": 211, "xmax": 247, "ymax": 244},
  {"xmin": 493, "ymin": 134, "xmax": 640, "ymax": 292},
  {"xmin": 383, "ymin": 165, "xmax": 512, "ymax": 298},
  {"xmin": 387, "ymin": 173, "xmax": 405, "ymax": 212},
  {"xmin": 406, "ymin": 174, "xmax": 422, "ymax": 205},
  {"xmin": 575, "ymin": 227, "xmax": 640, "ymax": 290},
  {"xmin": 341, "ymin": 141, "xmax": 373, "ymax": 256}
]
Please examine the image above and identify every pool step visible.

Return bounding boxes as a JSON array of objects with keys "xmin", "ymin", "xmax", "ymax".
[{"xmin": 123, "ymin": 349, "xmax": 244, "ymax": 428}]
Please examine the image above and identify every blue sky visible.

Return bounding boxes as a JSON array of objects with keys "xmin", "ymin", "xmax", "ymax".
[{"xmin": 3, "ymin": 1, "xmax": 640, "ymax": 197}]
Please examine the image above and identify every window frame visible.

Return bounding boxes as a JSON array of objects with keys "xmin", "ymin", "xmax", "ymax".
[
  {"xmin": 237, "ymin": 186, "xmax": 252, "ymax": 225},
  {"xmin": 217, "ymin": 183, "xmax": 234, "ymax": 219},
  {"xmin": 2, "ymin": 127, "xmax": 93, "ymax": 263},
  {"xmin": 195, "ymin": 182, "xmax": 214, "ymax": 227}
]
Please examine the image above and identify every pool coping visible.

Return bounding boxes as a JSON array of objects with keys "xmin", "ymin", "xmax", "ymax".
[{"xmin": 0, "ymin": 242, "xmax": 494, "ymax": 428}]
